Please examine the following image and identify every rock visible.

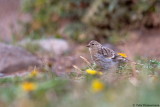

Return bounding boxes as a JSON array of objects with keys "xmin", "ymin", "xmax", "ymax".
[
  {"xmin": 19, "ymin": 38, "xmax": 70, "ymax": 55},
  {"xmin": 0, "ymin": 43, "xmax": 41, "ymax": 77},
  {"xmin": 38, "ymin": 38, "xmax": 69, "ymax": 55}
]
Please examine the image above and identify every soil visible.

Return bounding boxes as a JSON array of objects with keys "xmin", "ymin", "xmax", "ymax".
[
  {"xmin": 0, "ymin": 0, "xmax": 20, "ymax": 42},
  {"xmin": 118, "ymin": 29, "xmax": 160, "ymax": 60}
]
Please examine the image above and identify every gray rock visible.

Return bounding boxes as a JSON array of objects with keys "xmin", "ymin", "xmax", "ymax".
[
  {"xmin": 0, "ymin": 43, "xmax": 41, "ymax": 77},
  {"xmin": 38, "ymin": 38, "xmax": 69, "ymax": 55},
  {"xmin": 19, "ymin": 38, "xmax": 70, "ymax": 55}
]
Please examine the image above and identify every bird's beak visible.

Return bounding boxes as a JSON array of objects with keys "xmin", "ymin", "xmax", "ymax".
[{"xmin": 86, "ymin": 44, "xmax": 90, "ymax": 47}]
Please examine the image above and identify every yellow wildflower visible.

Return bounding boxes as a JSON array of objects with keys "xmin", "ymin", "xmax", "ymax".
[
  {"xmin": 22, "ymin": 82, "xmax": 37, "ymax": 92},
  {"xmin": 30, "ymin": 68, "xmax": 39, "ymax": 77},
  {"xmin": 86, "ymin": 69, "xmax": 103, "ymax": 75},
  {"xmin": 91, "ymin": 79, "xmax": 104, "ymax": 92},
  {"xmin": 118, "ymin": 53, "xmax": 127, "ymax": 58},
  {"xmin": 86, "ymin": 69, "xmax": 97, "ymax": 75}
]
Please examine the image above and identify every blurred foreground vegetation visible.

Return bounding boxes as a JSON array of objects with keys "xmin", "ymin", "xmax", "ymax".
[{"xmin": 0, "ymin": 58, "xmax": 160, "ymax": 107}]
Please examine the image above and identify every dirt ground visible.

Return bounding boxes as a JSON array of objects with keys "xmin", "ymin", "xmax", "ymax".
[
  {"xmin": 118, "ymin": 29, "xmax": 160, "ymax": 60},
  {"xmin": 0, "ymin": 0, "xmax": 20, "ymax": 41}
]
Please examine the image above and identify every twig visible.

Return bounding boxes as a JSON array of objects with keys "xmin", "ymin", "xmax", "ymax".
[{"xmin": 80, "ymin": 56, "xmax": 94, "ymax": 69}]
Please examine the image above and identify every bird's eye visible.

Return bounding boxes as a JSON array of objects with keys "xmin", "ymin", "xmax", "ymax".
[{"xmin": 91, "ymin": 44, "xmax": 94, "ymax": 45}]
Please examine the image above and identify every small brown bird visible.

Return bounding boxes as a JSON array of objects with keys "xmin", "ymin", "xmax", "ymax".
[{"xmin": 86, "ymin": 40, "xmax": 129, "ymax": 70}]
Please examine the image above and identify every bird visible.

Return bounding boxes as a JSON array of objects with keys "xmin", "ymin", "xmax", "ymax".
[{"xmin": 86, "ymin": 40, "xmax": 129, "ymax": 70}]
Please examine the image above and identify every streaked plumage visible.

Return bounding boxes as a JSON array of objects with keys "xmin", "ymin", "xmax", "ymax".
[{"xmin": 87, "ymin": 40, "xmax": 128, "ymax": 70}]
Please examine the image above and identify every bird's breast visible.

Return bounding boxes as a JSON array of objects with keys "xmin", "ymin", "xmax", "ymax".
[{"xmin": 92, "ymin": 54, "xmax": 118, "ymax": 69}]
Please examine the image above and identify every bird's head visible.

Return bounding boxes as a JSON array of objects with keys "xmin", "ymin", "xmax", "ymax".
[{"xmin": 86, "ymin": 40, "xmax": 102, "ymax": 49}]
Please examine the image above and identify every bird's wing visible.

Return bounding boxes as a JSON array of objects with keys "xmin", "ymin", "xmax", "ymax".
[{"xmin": 99, "ymin": 46, "xmax": 116, "ymax": 58}]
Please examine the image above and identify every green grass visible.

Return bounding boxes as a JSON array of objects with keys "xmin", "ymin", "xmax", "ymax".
[{"xmin": 0, "ymin": 59, "xmax": 160, "ymax": 107}]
